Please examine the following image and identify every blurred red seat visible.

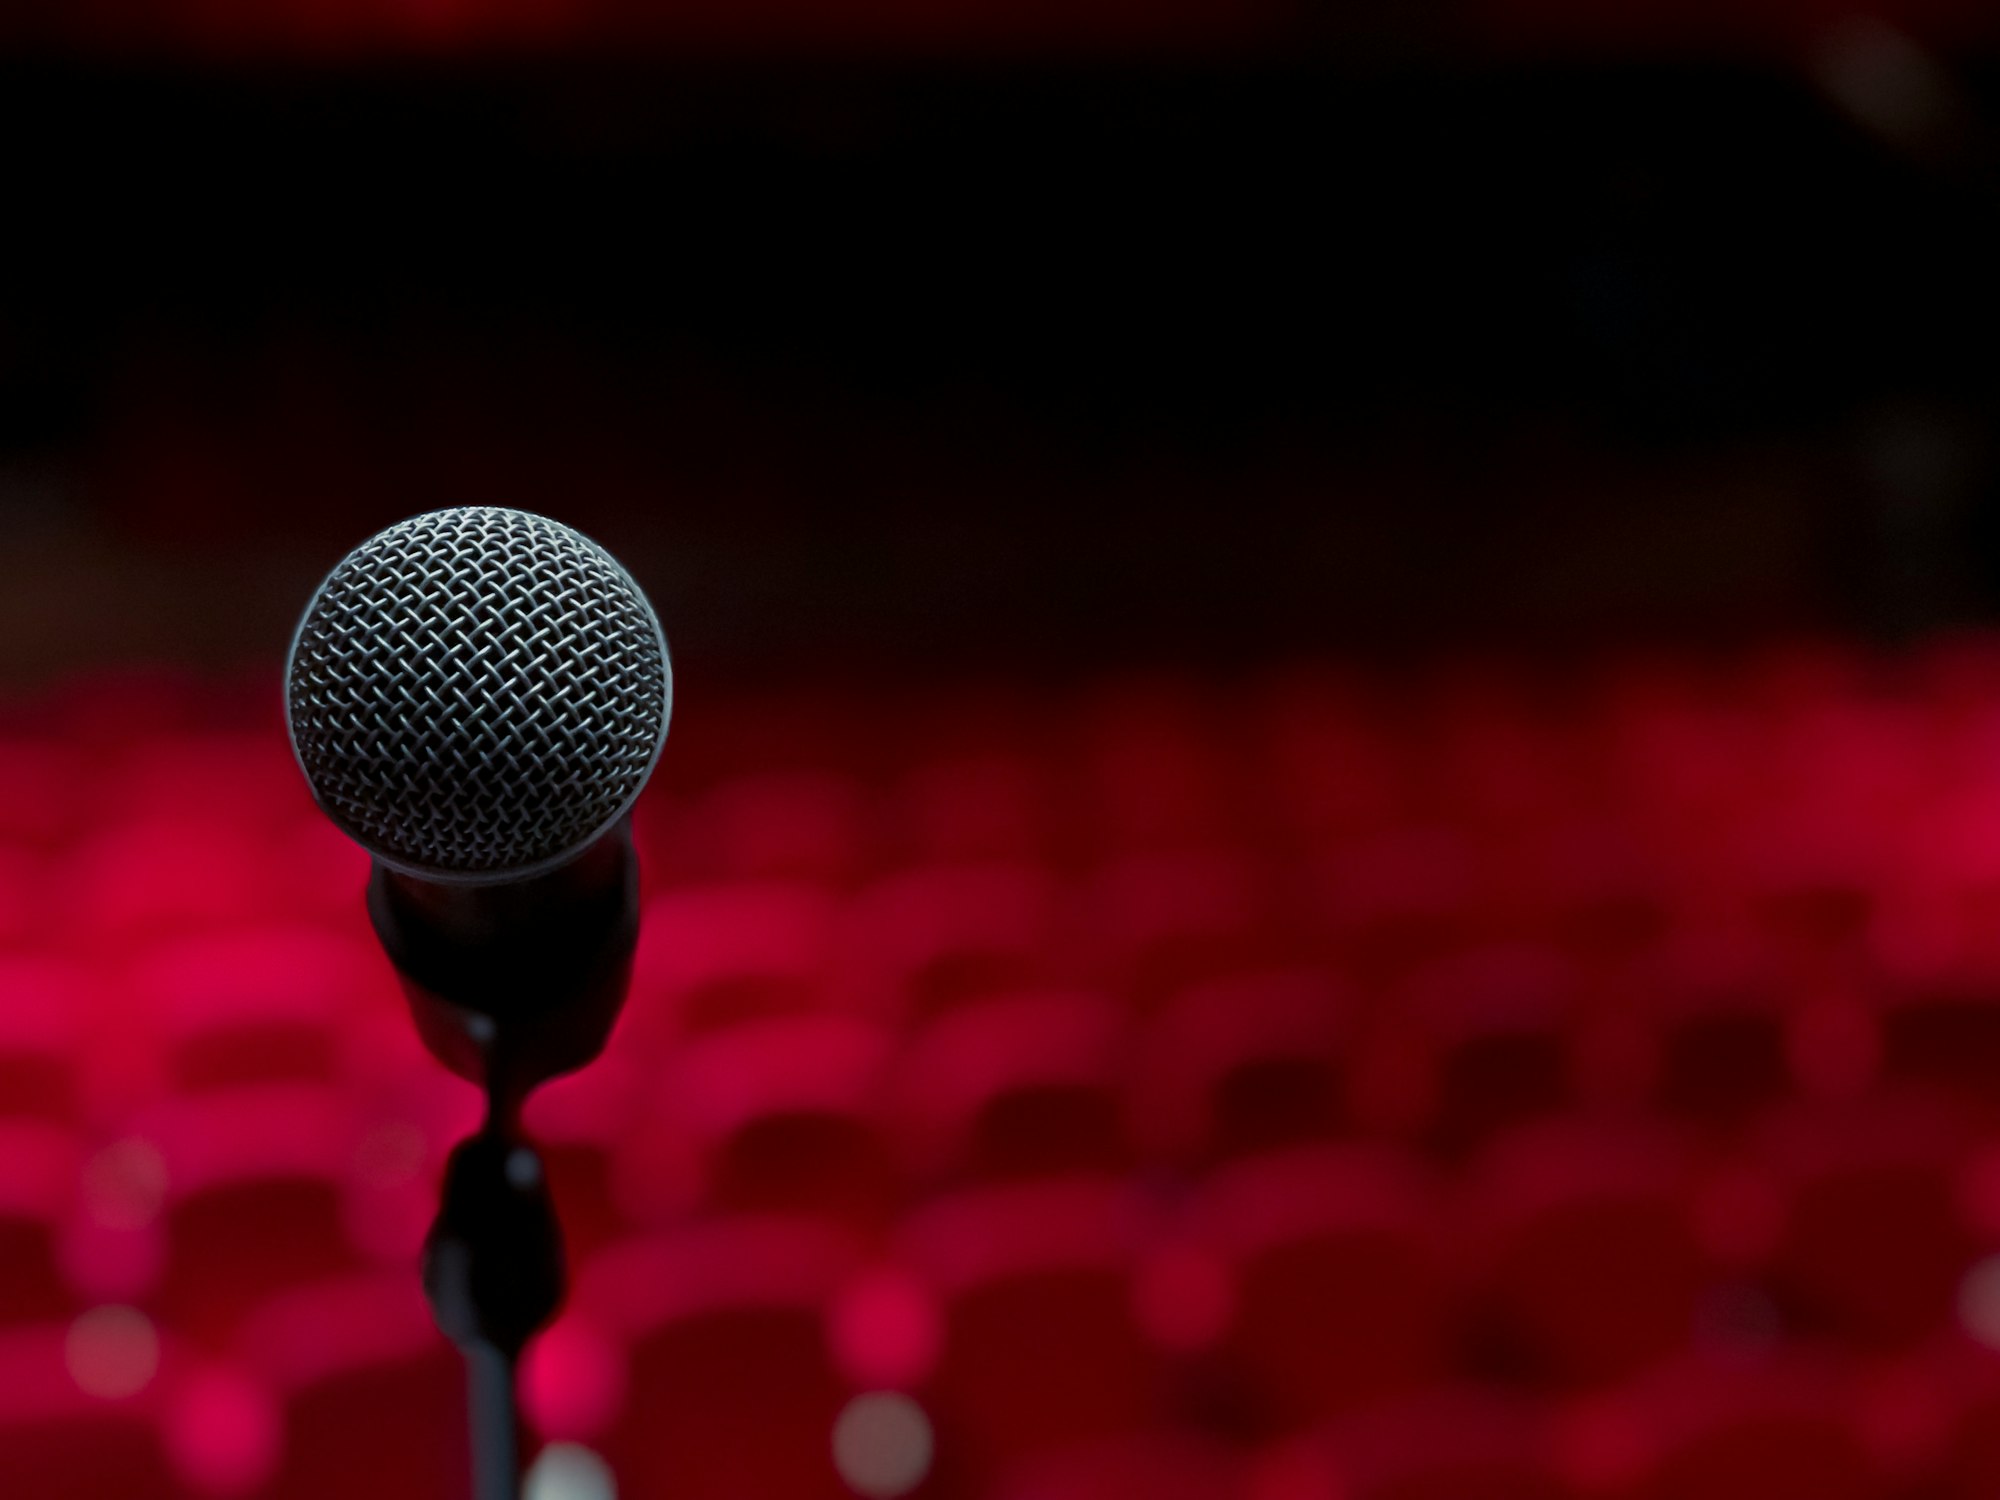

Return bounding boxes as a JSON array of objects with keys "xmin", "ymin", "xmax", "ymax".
[
  {"xmin": 1752, "ymin": 1093, "xmax": 1982, "ymax": 1349},
  {"xmin": 1353, "ymin": 946, "xmax": 1582, "ymax": 1153},
  {"xmin": 834, "ymin": 861, "xmax": 1059, "ymax": 1019},
  {"xmin": 1082, "ymin": 852, "xmax": 1285, "ymax": 1008},
  {"xmin": 1131, "ymin": 970, "xmax": 1350, "ymax": 1166},
  {"xmin": 571, "ymin": 1216, "xmax": 865, "ymax": 1500},
  {"xmin": 125, "ymin": 925, "xmax": 386, "ymax": 1098},
  {"xmin": 1307, "ymin": 827, "xmax": 1482, "ymax": 987},
  {"xmin": 1248, "ymin": 665, "xmax": 1408, "ymax": 845},
  {"xmin": 57, "ymin": 817, "xmax": 275, "ymax": 951},
  {"xmin": 900, "ymin": 1176, "xmax": 1166, "ymax": 1461},
  {"xmin": 1407, "ymin": 663, "xmax": 1578, "ymax": 838},
  {"xmin": 0, "ymin": 1121, "xmax": 83, "ymax": 1322},
  {"xmin": 1615, "ymin": 928, "xmax": 1841, "ymax": 1126},
  {"xmin": 1312, "ymin": 1385, "xmax": 1576, "ymax": 1500},
  {"xmin": 0, "ymin": 1320, "xmax": 185, "ymax": 1498},
  {"xmin": 1460, "ymin": 1120, "xmax": 1711, "ymax": 1387},
  {"xmin": 1858, "ymin": 1335, "xmax": 2000, "ymax": 1499},
  {"xmin": 0, "ymin": 954, "xmax": 89, "ymax": 1122},
  {"xmin": 993, "ymin": 1430, "xmax": 1244, "ymax": 1500},
  {"xmin": 620, "ymin": 1013, "xmax": 897, "ymax": 1227},
  {"xmin": 662, "ymin": 770, "xmax": 870, "ymax": 885},
  {"xmin": 894, "ymin": 989, "xmax": 1129, "ymax": 1184},
  {"xmin": 0, "ymin": 842, "xmax": 50, "ymax": 951},
  {"xmin": 0, "ymin": 735, "xmax": 84, "ymax": 844},
  {"xmin": 238, "ymin": 1272, "xmax": 462, "ymax": 1500},
  {"xmin": 1190, "ymin": 1143, "xmax": 1453, "ymax": 1429},
  {"xmin": 1071, "ymin": 676, "xmax": 1240, "ymax": 853},
  {"xmin": 105, "ymin": 731, "xmax": 314, "ymax": 833},
  {"xmin": 1500, "ymin": 817, "xmax": 1671, "ymax": 966},
  {"xmin": 139, "ymin": 1087, "xmax": 403, "ymax": 1343},
  {"xmin": 893, "ymin": 750, "xmax": 1053, "ymax": 865},
  {"xmin": 629, "ymin": 878, "xmax": 836, "ymax": 1036},
  {"xmin": 1565, "ymin": 1351, "xmax": 1893, "ymax": 1500}
]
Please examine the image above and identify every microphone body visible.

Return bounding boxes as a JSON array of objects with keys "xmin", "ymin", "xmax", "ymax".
[{"xmin": 367, "ymin": 819, "xmax": 639, "ymax": 1117}]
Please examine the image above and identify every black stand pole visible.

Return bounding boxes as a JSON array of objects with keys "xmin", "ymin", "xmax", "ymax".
[
  {"xmin": 366, "ymin": 824, "xmax": 642, "ymax": 1500},
  {"xmin": 423, "ymin": 1115, "xmax": 565, "ymax": 1500}
]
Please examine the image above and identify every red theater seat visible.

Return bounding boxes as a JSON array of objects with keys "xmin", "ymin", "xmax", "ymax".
[
  {"xmin": 1250, "ymin": 665, "xmax": 1408, "ymax": 844},
  {"xmin": 0, "ymin": 1322, "xmax": 183, "ymax": 1498},
  {"xmin": 238, "ymin": 1273, "xmax": 462, "ymax": 1500},
  {"xmin": 1309, "ymin": 827, "xmax": 1482, "ymax": 987},
  {"xmin": 1190, "ymin": 1144, "xmax": 1453, "ymax": 1429},
  {"xmin": 1355, "ymin": 947, "xmax": 1582, "ymax": 1153},
  {"xmin": 665, "ymin": 770, "xmax": 870, "ymax": 885},
  {"xmin": 894, "ymin": 750, "xmax": 1053, "ymax": 865},
  {"xmin": 1082, "ymin": 852, "xmax": 1284, "ymax": 1008},
  {"xmin": 126, "ymin": 926, "xmax": 385, "ymax": 1097},
  {"xmin": 620, "ymin": 1013, "xmax": 897, "ymax": 1227},
  {"xmin": 0, "ymin": 736, "xmax": 84, "ymax": 845},
  {"xmin": 519, "ymin": 1061, "xmax": 643, "ymax": 1261},
  {"xmin": 1461, "ymin": 1120, "xmax": 1710, "ymax": 1387},
  {"xmin": 571, "ymin": 1216, "xmax": 864, "ymax": 1500},
  {"xmin": 1569, "ymin": 1352, "xmax": 1892, "ymax": 1500},
  {"xmin": 1132, "ymin": 969, "xmax": 1350, "ymax": 1166},
  {"xmin": 835, "ymin": 862, "xmax": 1059, "ymax": 1019},
  {"xmin": 1315, "ymin": 1386, "xmax": 1575, "ymax": 1500},
  {"xmin": 1864, "ymin": 1336, "xmax": 2000, "ymax": 1499},
  {"xmin": 59, "ymin": 817, "xmax": 275, "ymax": 950},
  {"xmin": 140, "ymin": 1087, "xmax": 394, "ymax": 1343},
  {"xmin": 106, "ymin": 731, "xmax": 314, "ymax": 834},
  {"xmin": 0, "ymin": 954, "xmax": 89, "ymax": 1122},
  {"xmin": 1754, "ymin": 1093, "xmax": 1982, "ymax": 1349},
  {"xmin": 0, "ymin": 842, "xmax": 49, "ymax": 951},
  {"xmin": 1625, "ymin": 928, "xmax": 1806, "ymax": 1126},
  {"xmin": 0, "ymin": 1122, "xmax": 83, "ymax": 1322},
  {"xmin": 629, "ymin": 879, "xmax": 835, "ymax": 1036},
  {"xmin": 1409, "ymin": 664, "xmax": 1576, "ymax": 837},
  {"xmin": 1072, "ymin": 676, "xmax": 1239, "ymax": 853},
  {"xmin": 993, "ymin": 1430, "xmax": 1244, "ymax": 1500},
  {"xmin": 894, "ymin": 990, "xmax": 1128, "ymax": 1184},
  {"xmin": 900, "ymin": 1176, "xmax": 1165, "ymax": 1460}
]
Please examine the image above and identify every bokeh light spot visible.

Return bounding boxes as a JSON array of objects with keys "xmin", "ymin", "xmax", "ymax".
[
  {"xmin": 83, "ymin": 1140, "xmax": 169, "ymax": 1229},
  {"xmin": 1957, "ymin": 1254, "xmax": 2000, "ymax": 1350},
  {"xmin": 832, "ymin": 1392, "xmax": 934, "ymax": 1499},
  {"xmin": 66, "ymin": 1305, "xmax": 160, "ymax": 1399},
  {"xmin": 526, "ymin": 1442, "xmax": 618, "ymax": 1500}
]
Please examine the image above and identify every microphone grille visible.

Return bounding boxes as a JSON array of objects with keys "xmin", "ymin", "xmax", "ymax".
[{"xmin": 286, "ymin": 507, "xmax": 671, "ymax": 881}]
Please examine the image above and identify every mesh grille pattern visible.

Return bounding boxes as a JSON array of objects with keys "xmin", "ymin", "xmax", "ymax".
[{"xmin": 286, "ymin": 507, "xmax": 670, "ymax": 879}]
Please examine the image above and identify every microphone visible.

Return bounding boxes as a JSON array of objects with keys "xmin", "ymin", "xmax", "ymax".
[
  {"xmin": 285, "ymin": 506, "xmax": 672, "ymax": 1500},
  {"xmin": 285, "ymin": 504, "xmax": 672, "ymax": 1113}
]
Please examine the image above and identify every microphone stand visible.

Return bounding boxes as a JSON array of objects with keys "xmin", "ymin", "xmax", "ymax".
[
  {"xmin": 422, "ymin": 1099, "xmax": 563, "ymax": 1500},
  {"xmin": 366, "ymin": 827, "xmax": 641, "ymax": 1500}
]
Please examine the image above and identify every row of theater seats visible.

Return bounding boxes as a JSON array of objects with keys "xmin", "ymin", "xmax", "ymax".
[
  {"xmin": 8, "ymin": 643, "xmax": 2000, "ymax": 1495},
  {"xmin": 13, "ymin": 1236, "xmax": 2000, "ymax": 1498}
]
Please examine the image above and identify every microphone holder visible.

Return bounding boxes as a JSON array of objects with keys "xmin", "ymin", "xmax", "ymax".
[{"xmin": 367, "ymin": 825, "xmax": 641, "ymax": 1500}]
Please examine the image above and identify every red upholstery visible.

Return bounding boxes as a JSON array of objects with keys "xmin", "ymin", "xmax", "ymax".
[
  {"xmin": 570, "ymin": 1217, "xmax": 864, "ymax": 1500},
  {"xmin": 1461, "ymin": 1121, "xmax": 1710, "ymax": 1386},
  {"xmin": 6, "ymin": 646, "xmax": 2000, "ymax": 1498},
  {"xmin": 1194, "ymin": 1144, "xmax": 1454, "ymax": 1427},
  {"xmin": 901, "ymin": 1177, "xmax": 1165, "ymax": 1460},
  {"xmin": 1569, "ymin": 1352, "xmax": 1893, "ymax": 1500}
]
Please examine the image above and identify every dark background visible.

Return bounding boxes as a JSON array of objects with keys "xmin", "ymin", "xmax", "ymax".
[{"xmin": 1, "ymin": 8, "xmax": 1998, "ymax": 688}]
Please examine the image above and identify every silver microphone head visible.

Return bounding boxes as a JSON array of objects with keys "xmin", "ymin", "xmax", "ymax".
[{"xmin": 285, "ymin": 506, "xmax": 672, "ymax": 884}]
